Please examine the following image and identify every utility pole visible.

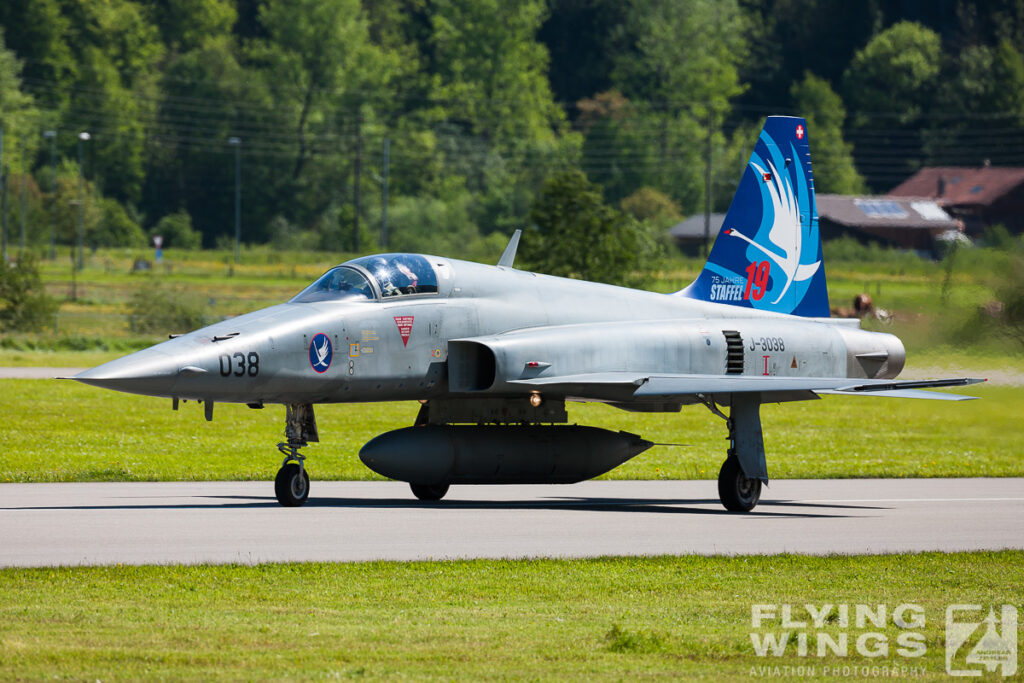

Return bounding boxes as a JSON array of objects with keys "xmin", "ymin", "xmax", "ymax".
[
  {"xmin": 20, "ymin": 143, "xmax": 27, "ymax": 251},
  {"xmin": 0, "ymin": 126, "xmax": 5, "ymax": 263},
  {"xmin": 352, "ymin": 108, "xmax": 362, "ymax": 253},
  {"xmin": 380, "ymin": 137, "xmax": 389, "ymax": 249},
  {"xmin": 44, "ymin": 130, "xmax": 56, "ymax": 260},
  {"xmin": 703, "ymin": 116, "xmax": 713, "ymax": 259},
  {"xmin": 77, "ymin": 132, "xmax": 90, "ymax": 271},
  {"xmin": 228, "ymin": 137, "xmax": 241, "ymax": 264},
  {"xmin": 1, "ymin": 164, "xmax": 7, "ymax": 265}
]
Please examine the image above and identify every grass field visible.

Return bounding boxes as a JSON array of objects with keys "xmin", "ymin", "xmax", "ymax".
[
  {"xmin": 1, "ymin": 552, "xmax": 1020, "ymax": 680},
  {"xmin": 0, "ymin": 379, "xmax": 1019, "ymax": 483}
]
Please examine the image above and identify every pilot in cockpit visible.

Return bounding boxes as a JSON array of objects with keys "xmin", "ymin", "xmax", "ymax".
[{"xmin": 393, "ymin": 259, "xmax": 419, "ymax": 294}]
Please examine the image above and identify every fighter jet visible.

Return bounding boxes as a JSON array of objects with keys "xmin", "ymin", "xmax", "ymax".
[{"xmin": 74, "ymin": 116, "xmax": 982, "ymax": 511}]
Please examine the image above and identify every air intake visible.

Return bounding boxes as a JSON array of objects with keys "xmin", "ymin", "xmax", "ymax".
[{"xmin": 723, "ymin": 330, "xmax": 744, "ymax": 374}]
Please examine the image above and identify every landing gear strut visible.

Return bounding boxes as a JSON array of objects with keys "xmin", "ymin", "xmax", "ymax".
[
  {"xmin": 701, "ymin": 393, "xmax": 767, "ymax": 512},
  {"xmin": 274, "ymin": 403, "xmax": 318, "ymax": 507}
]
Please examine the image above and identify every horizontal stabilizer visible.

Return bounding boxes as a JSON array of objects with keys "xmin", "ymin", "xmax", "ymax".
[
  {"xmin": 829, "ymin": 377, "xmax": 984, "ymax": 392},
  {"xmin": 816, "ymin": 388, "xmax": 978, "ymax": 401}
]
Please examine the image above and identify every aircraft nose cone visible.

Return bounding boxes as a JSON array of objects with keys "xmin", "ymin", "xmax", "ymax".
[{"xmin": 73, "ymin": 347, "xmax": 184, "ymax": 397}]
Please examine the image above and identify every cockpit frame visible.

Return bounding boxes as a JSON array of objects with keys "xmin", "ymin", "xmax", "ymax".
[{"xmin": 290, "ymin": 253, "xmax": 440, "ymax": 304}]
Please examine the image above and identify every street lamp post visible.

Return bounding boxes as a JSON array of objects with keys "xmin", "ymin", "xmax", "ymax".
[
  {"xmin": 381, "ymin": 137, "xmax": 389, "ymax": 249},
  {"xmin": 43, "ymin": 130, "xmax": 56, "ymax": 260},
  {"xmin": 76, "ymin": 132, "xmax": 90, "ymax": 271},
  {"xmin": 228, "ymin": 137, "xmax": 241, "ymax": 264}
]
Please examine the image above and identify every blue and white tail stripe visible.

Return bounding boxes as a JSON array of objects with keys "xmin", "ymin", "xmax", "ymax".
[{"xmin": 679, "ymin": 116, "xmax": 829, "ymax": 317}]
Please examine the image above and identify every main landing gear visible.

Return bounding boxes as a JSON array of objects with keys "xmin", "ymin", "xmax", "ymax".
[
  {"xmin": 274, "ymin": 403, "xmax": 318, "ymax": 507},
  {"xmin": 718, "ymin": 455, "xmax": 761, "ymax": 512},
  {"xmin": 701, "ymin": 393, "xmax": 768, "ymax": 513}
]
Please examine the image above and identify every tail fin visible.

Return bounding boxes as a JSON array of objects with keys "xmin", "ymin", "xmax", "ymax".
[{"xmin": 678, "ymin": 116, "xmax": 829, "ymax": 317}]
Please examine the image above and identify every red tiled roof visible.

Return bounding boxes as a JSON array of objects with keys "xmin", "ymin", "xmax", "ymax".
[{"xmin": 888, "ymin": 166, "xmax": 1024, "ymax": 206}]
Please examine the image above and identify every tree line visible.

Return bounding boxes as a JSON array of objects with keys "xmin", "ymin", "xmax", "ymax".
[{"xmin": 1, "ymin": 0, "xmax": 1023, "ymax": 258}]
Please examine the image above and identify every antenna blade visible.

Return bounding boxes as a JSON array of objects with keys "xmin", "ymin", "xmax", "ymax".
[{"xmin": 497, "ymin": 229, "xmax": 522, "ymax": 267}]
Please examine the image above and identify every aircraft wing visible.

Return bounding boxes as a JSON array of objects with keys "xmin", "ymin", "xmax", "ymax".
[{"xmin": 509, "ymin": 373, "xmax": 984, "ymax": 402}]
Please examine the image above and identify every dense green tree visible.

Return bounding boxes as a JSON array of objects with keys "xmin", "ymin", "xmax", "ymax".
[
  {"xmin": 922, "ymin": 38, "xmax": 1024, "ymax": 167},
  {"xmin": 576, "ymin": 90, "xmax": 668, "ymax": 203},
  {"xmin": 519, "ymin": 169, "xmax": 653, "ymax": 287},
  {"xmin": 247, "ymin": 0, "xmax": 402, "ymax": 245},
  {"xmin": 89, "ymin": 198, "xmax": 147, "ymax": 248},
  {"xmin": 939, "ymin": 39, "xmax": 1024, "ymax": 125},
  {"xmin": 605, "ymin": 0, "xmax": 747, "ymax": 208},
  {"xmin": 944, "ymin": 0, "xmax": 1024, "ymax": 49},
  {"xmin": 844, "ymin": 21, "xmax": 942, "ymax": 126},
  {"xmin": 843, "ymin": 21, "xmax": 943, "ymax": 188},
  {"xmin": 619, "ymin": 187, "xmax": 682, "ymax": 257},
  {"xmin": 737, "ymin": 0, "xmax": 882, "ymax": 112},
  {"xmin": 151, "ymin": 210, "xmax": 202, "ymax": 250},
  {"xmin": 0, "ymin": 253, "xmax": 58, "ymax": 332},
  {"xmin": 620, "ymin": 187, "xmax": 683, "ymax": 226},
  {"xmin": 425, "ymin": 0, "xmax": 579, "ymax": 235},
  {"xmin": 0, "ymin": 0, "xmax": 76, "ymax": 112},
  {"xmin": 0, "ymin": 30, "xmax": 41, "ymax": 175},
  {"xmin": 613, "ymin": 0, "xmax": 747, "ymax": 119},
  {"xmin": 790, "ymin": 73, "xmax": 865, "ymax": 194},
  {"xmin": 2, "ymin": 0, "xmax": 1024, "ymax": 261},
  {"xmin": 50, "ymin": 159, "xmax": 102, "ymax": 246},
  {"xmin": 59, "ymin": 0, "xmax": 165, "ymax": 204},
  {"xmin": 254, "ymin": 0, "xmax": 395, "ymax": 178},
  {"xmin": 429, "ymin": 0, "xmax": 563, "ymax": 149},
  {"xmin": 150, "ymin": 0, "xmax": 236, "ymax": 54},
  {"xmin": 538, "ymin": 0, "xmax": 625, "ymax": 114},
  {"xmin": 145, "ymin": 35, "xmax": 280, "ymax": 245}
]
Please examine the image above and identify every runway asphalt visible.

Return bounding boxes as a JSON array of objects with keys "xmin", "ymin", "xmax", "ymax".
[
  {"xmin": 1, "ymin": 478, "xmax": 1022, "ymax": 567},
  {"xmin": 0, "ymin": 367, "xmax": 87, "ymax": 379}
]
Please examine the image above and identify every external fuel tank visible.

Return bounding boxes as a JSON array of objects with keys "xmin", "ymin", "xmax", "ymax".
[{"xmin": 359, "ymin": 425, "xmax": 653, "ymax": 485}]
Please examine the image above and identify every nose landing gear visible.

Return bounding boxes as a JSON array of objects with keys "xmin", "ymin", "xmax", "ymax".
[{"xmin": 274, "ymin": 403, "xmax": 318, "ymax": 507}]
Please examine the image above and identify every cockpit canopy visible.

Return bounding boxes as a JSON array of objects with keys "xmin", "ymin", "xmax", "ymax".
[{"xmin": 290, "ymin": 253, "xmax": 439, "ymax": 303}]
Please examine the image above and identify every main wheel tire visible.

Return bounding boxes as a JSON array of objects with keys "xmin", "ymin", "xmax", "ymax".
[
  {"xmin": 275, "ymin": 463, "xmax": 310, "ymax": 507},
  {"xmin": 410, "ymin": 483, "xmax": 449, "ymax": 501},
  {"xmin": 717, "ymin": 456, "xmax": 761, "ymax": 512}
]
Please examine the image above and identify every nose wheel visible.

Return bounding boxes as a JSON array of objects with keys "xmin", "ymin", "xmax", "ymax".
[
  {"xmin": 274, "ymin": 403, "xmax": 318, "ymax": 507},
  {"xmin": 275, "ymin": 455, "xmax": 309, "ymax": 507}
]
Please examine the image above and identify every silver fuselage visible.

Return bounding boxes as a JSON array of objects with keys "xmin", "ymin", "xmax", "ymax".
[{"xmin": 75, "ymin": 256, "xmax": 905, "ymax": 406}]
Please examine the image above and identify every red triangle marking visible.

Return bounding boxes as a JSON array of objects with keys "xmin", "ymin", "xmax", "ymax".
[{"xmin": 393, "ymin": 316, "xmax": 414, "ymax": 347}]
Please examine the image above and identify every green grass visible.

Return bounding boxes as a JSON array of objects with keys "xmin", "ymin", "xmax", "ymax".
[
  {"xmin": 0, "ymin": 348, "xmax": 133, "ymax": 367},
  {"xmin": 1, "ymin": 553, "xmax": 1021, "ymax": 680},
  {"xmin": 0, "ymin": 380, "xmax": 1020, "ymax": 483}
]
